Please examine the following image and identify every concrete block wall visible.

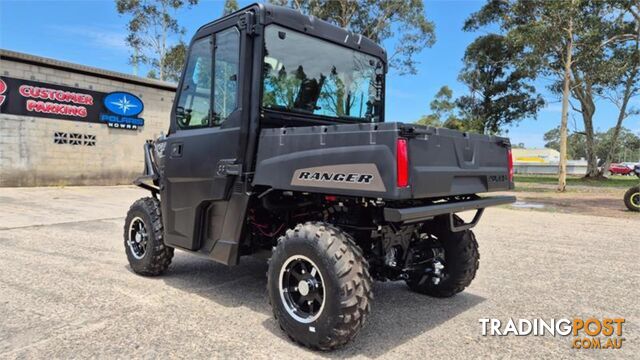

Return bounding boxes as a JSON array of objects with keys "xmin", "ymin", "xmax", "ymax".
[{"xmin": 0, "ymin": 51, "xmax": 177, "ymax": 186}]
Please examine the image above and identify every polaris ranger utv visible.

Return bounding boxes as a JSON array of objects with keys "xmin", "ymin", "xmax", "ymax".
[{"xmin": 124, "ymin": 3, "xmax": 515, "ymax": 350}]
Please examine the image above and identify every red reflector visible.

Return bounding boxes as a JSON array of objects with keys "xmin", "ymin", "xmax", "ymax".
[
  {"xmin": 508, "ymin": 149, "xmax": 514, "ymax": 182},
  {"xmin": 324, "ymin": 195, "xmax": 337, "ymax": 202},
  {"xmin": 397, "ymin": 138, "xmax": 409, "ymax": 187}
]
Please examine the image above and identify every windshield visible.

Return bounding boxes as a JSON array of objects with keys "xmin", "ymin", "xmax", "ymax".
[{"xmin": 262, "ymin": 25, "xmax": 384, "ymax": 122}]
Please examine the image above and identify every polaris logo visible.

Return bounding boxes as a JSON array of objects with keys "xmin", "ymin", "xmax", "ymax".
[
  {"xmin": 298, "ymin": 171, "xmax": 373, "ymax": 184},
  {"xmin": 489, "ymin": 175, "xmax": 508, "ymax": 183}
]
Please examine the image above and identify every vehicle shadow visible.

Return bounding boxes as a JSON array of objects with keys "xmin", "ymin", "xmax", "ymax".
[
  {"xmin": 161, "ymin": 253, "xmax": 485, "ymax": 358},
  {"xmin": 161, "ymin": 254, "xmax": 273, "ymax": 316}
]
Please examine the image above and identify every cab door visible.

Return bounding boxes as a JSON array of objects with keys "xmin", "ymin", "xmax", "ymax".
[{"xmin": 161, "ymin": 23, "xmax": 244, "ymax": 251}]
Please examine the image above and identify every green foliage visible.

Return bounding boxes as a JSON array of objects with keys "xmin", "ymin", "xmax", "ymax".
[
  {"xmin": 162, "ymin": 41, "xmax": 187, "ymax": 83},
  {"xmin": 416, "ymin": 86, "xmax": 467, "ymax": 130},
  {"xmin": 457, "ymin": 34, "xmax": 544, "ymax": 134},
  {"xmin": 417, "ymin": 34, "xmax": 545, "ymax": 135},
  {"xmin": 147, "ymin": 69, "xmax": 158, "ymax": 79},
  {"xmin": 223, "ymin": 0, "xmax": 239, "ymax": 15},
  {"xmin": 544, "ymin": 126, "xmax": 640, "ymax": 162},
  {"xmin": 320, "ymin": 67, "xmax": 350, "ymax": 117},
  {"xmin": 543, "ymin": 126, "xmax": 588, "ymax": 160},
  {"xmin": 464, "ymin": 0, "xmax": 578, "ymax": 73},
  {"xmin": 415, "ymin": 114, "xmax": 441, "ymax": 127},
  {"xmin": 115, "ymin": 0, "xmax": 198, "ymax": 81},
  {"xmin": 465, "ymin": 0, "xmax": 640, "ymax": 176},
  {"xmin": 270, "ymin": 0, "xmax": 436, "ymax": 75},
  {"xmin": 263, "ymin": 66, "xmax": 303, "ymax": 109},
  {"xmin": 596, "ymin": 127, "xmax": 640, "ymax": 162}
]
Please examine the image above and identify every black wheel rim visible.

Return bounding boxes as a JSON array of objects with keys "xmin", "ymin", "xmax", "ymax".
[
  {"xmin": 278, "ymin": 255, "xmax": 325, "ymax": 323},
  {"xmin": 127, "ymin": 217, "xmax": 148, "ymax": 260}
]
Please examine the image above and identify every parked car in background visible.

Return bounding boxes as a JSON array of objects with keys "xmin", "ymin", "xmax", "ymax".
[
  {"xmin": 620, "ymin": 162, "xmax": 640, "ymax": 170},
  {"xmin": 609, "ymin": 163, "xmax": 635, "ymax": 175}
]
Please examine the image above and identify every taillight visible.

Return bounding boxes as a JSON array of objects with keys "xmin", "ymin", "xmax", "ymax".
[
  {"xmin": 507, "ymin": 148, "xmax": 514, "ymax": 182},
  {"xmin": 397, "ymin": 138, "xmax": 409, "ymax": 187}
]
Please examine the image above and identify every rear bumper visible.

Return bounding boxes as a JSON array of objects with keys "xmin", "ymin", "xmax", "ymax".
[{"xmin": 383, "ymin": 195, "xmax": 516, "ymax": 223}]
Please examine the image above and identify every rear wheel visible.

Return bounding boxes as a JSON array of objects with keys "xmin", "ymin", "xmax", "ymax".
[
  {"xmin": 268, "ymin": 222, "xmax": 372, "ymax": 351},
  {"xmin": 406, "ymin": 216, "xmax": 479, "ymax": 298},
  {"xmin": 124, "ymin": 197, "xmax": 174, "ymax": 276},
  {"xmin": 624, "ymin": 186, "xmax": 640, "ymax": 212}
]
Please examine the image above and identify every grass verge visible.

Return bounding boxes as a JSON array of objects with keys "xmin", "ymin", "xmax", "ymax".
[{"xmin": 514, "ymin": 174, "xmax": 638, "ymax": 188}]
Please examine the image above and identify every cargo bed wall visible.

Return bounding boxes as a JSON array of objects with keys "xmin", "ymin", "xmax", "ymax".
[{"xmin": 252, "ymin": 122, "xmax": 409, "ymax": 199}]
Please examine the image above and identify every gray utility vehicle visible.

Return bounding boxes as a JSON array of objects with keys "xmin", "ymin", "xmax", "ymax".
[{"xmin": 125, "ymin": 3, "xmax": 515, "ymax": 350}]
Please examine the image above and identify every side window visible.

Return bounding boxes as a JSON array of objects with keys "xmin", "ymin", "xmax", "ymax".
[
  {"xmin": 213, "ymin": 27, "xmax": 240, "ymax": 125},
  {"xmin": 176, "ymin": 37, "xmax": 212, "ymax": 129}
]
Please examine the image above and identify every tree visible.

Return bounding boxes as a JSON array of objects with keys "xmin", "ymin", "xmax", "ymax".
[
  {"xmin": 465, "ymin": 0, "xmax": 628, "ymax": 189},
  {"xmin": 557, "ymin": 3, "xmax": 575, "ymax": 191},
  {"xmin": 596, "ymin": 127, "xmax": 640, "ymax": 164},
  {"xmin": 417, "ymin": 86, "xmax": 452, "ymax": 126},
  {"xmin": 269, "ymin": 0, "xmax": 435, "ymax": 75},
  {"xmin": 543, "ymin": 126, "xmax": 587, "ymax": 160},
  {"xmin": 156, "ymin": 41, "xmax": 187, "ymax": 82},
  {"xmin": 116, "ymin": 0, "xmax": 198, "ymax": 82},
  {"xmin": 263, "ymin": 65, "xmax": 303, "ymax": 109},
  {"xmin": 415, "ymin": 114, "xmax": 441, "ymax": 127},
  {"xmin": 416, "ymin": 86, "xmax": 468, "ymax": 130},
  {"xmin": 223, "ymin": 0, "xmax": 239, "ymax": 15},
  {"xmin": 544, "ymin": 126, "xmax": 640, "ymax": 164},
  {"xmin": 464, "ymin": 0, "xmax": 579, "ymax": 190},
  {"xmin": 598, "ymin": 4, "xmax": 640, "ymax": 175},
  {"xmin": 457, "ymin": 34, "xmax": 544, "ymax": 134},
  {"xmin": 466, "ymin": 1, "xmax": 640, "ymax": 185}
]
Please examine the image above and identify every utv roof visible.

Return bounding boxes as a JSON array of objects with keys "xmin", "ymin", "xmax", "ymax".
[{"xmin": 195, "ymin": 2, "xmax": 387, "ymax": 63}]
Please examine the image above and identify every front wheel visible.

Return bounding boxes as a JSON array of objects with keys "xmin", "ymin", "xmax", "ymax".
[
  {"xmin": 267, "ymin": 222, "xmax": 372, "ymax": 351},
  {"xmin": 624, "ymin": 186, "xmax": 640, "ymax": 212},
  {"xmin": 123, "ymin": 197, "xmax": 174, "ymax": 276}
]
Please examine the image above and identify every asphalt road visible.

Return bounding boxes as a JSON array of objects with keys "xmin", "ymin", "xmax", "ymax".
[{"xmin": 0, "ymin": 186, "xmax": 637, "ymax": 359}]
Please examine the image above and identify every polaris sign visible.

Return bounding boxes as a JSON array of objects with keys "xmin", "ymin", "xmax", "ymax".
[
  {"xmin": 100, "ymin": 92, "xmax": 145, "ymax": 130},
  {"xmin": 0, "ymin": 76, "xmax": 146, "ymax": 131}
]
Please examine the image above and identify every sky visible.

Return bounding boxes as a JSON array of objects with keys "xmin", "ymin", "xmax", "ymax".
[{"xmin": 1, "ymin": 0, "xmax": 638, "ymax": 148}]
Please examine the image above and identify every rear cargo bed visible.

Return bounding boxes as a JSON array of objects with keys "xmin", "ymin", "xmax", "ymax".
[{"xmin": 252, "ymin": 122, "xmax": 513, "ymax": 200}]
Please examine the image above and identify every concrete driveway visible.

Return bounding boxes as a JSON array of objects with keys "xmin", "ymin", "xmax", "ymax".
[{"xmin": 0, "ymin": 186, "xmax": 637, "ymax": 358}]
